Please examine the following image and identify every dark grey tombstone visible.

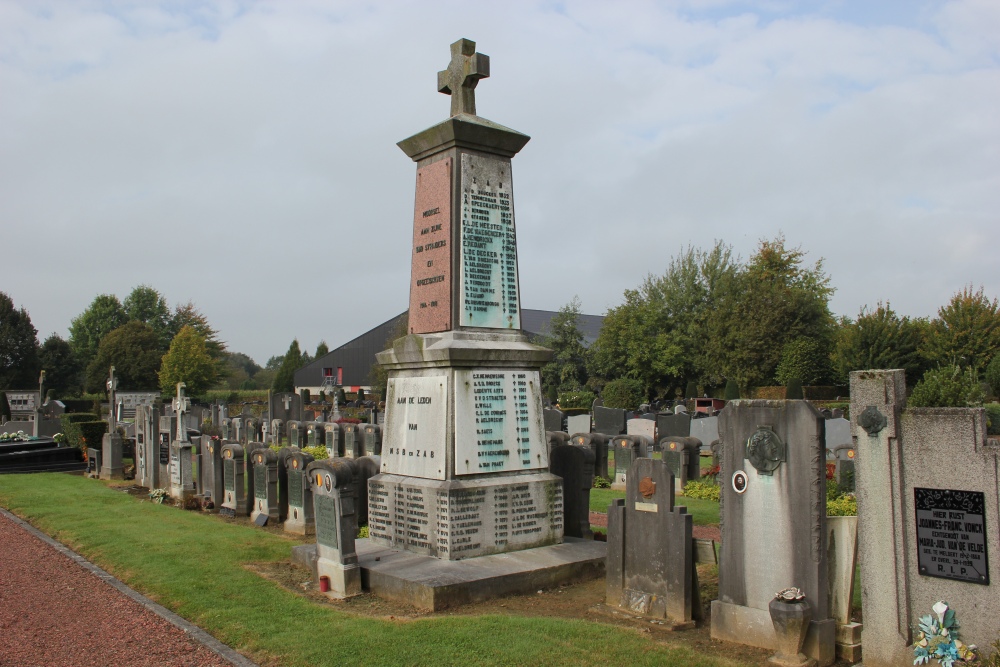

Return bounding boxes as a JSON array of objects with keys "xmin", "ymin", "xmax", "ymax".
[
  {"xmin": 271, "ymin": 391, "xmax": 303, "ymax": 424},
  {"xmin": 342, "ymin": 423, "xmax": 363, "ymax": 458},
  {"xmin": 86, "ymin": 445, "xmax": 102, "ymax": 478},
  {"xmin": 606, "ymin": 458, "xmax": 700, "ymax": 624},
  {"xmin": 360, "ymin": 424, "xmax": 382, "ymax": 456},
  {"xmin": 244, "ymin": 443, "xmax": 265, "ymax": 517},
  {"xmin": 543, "ymin": 408, "xmax": 565, "ymax": 433},
  {"xmin": 276, "ymin": 446, "xmax": 292, "ymax": 522},
  {"xmin": 832, "ymin": 444, "xmax": 856, "ymax": 492},
  {"xmin": 220, "ymin": 443, "xmax": 246, "ymax": 517},
  {"xmin": 284, "ymin": 450, "xmax": 316, "ymax": 535},
  {"xmin": 657, "ymin": 412, "xmax": 691, "ymax": 440},
  {"xmin": 571, "ymin": 432, "xmax": 611, "ymax": 481},
  {"xmin": 592, "ymin": 396, "xmax": 603, "ymax": 410},
  {"xmin": 220, "ymin": 418, "xmax": 232, "ymax": 441},
  {"xmin": 659, "ymin": 436, "xmax": 703, "ymax": 491},
  {"xmin": 270, "ymin": 419, "xmax": 284, "ymax": 446},
  {"xmin": 231, "ymin": 417, "xmax": 244, "ymax": 445},
  {"xmin": 353, "ymin": 455, "xmax": 381, "ymax": 527},
  {"xmin": 641, "ymin": 412, "xmax": 657, "ymax": 422},
  {"xmin": 593, "ymin": 406, "xmax": 627, "ymax": 436},
  {"xmin": 712, "ymin": 400, "xmax": 834, "ymax": 664},
  {"xmin": 305, "ymin": 422, "xmax": 324, "ymax": 448},
  {"xmin": 244, "ymin": 417, "xmax": 259, "ymax": 444},
  {"xmin": 545, "ymin": 431, "xmax": 570, "ymax": 457},
  {"xmin": 550, "ymin": 444, "xmax": 595, "ymax": 539},
  {"xmin": 306, "ymin": 458, "xmax": 361, "ymax": 598},
  {"xmin": 249, "ymin": 448, "xmax": 280, "ymax": 524},
  {"xmin": 201, "ymin": 436, "xmax": 223, "ymax": 510},
  {"xmin": 611, "ymin": 435, "xmax": 651, "ymax": 490},
  {"xmin": 157, "ymin": 416, "xmax": 174, "ymax": 485},
  {"xmin": 324, "ymin": 423, "xmax": 344, "ymax": 458}
]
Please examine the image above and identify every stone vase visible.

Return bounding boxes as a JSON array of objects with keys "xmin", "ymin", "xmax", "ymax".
[{"xmin": 767, "ymin": 598, "xmax": 816, "ymax": 667}]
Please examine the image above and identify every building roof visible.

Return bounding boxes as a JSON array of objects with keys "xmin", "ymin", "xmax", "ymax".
[{"xmin": 293, "ymin": 308, "xmax": 604, "ymax": 390}]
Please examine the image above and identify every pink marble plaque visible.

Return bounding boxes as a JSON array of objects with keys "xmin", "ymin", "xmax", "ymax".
[{"xmin": 408, "ymin": 157, "xmax": 453, "ymax": 334}]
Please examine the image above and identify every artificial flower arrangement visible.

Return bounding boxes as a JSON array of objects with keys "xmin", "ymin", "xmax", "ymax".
[
  {"xmin": 0, "ymin": 430, "xmax": 29, "ymax": 442},
  {"xmin": 914, "ymin": 601, "xmax": 977, "ymax": 666}
]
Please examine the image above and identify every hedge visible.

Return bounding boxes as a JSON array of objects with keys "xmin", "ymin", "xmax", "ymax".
[{"xmin": 59, "ymin": 412, "xmax": 100, "ymax": 448}]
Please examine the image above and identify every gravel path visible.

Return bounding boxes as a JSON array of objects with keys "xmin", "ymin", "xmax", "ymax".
[{"xmin": 0, "ymin": 510, "xmax": 243, "ymax": 667}]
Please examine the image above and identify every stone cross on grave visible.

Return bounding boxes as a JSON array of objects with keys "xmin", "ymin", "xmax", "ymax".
[
  {"xmin": 437, "ymin": 38, "xmax": 490, "ymax": 117},
  {"xmin": 282, "ymin": 395, "xmax": 292, "ymax": 412},
  {"xmin": 106, "ymin": 366, "xmax": 118, "ymax": 431},
  {"xmin": 172, "ymin": 382, "xmax": 190, "ymax": 442}
]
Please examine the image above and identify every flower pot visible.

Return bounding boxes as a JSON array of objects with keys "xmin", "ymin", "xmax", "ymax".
[{"xmin": 768, "ymin": 597, "xmax": 815, "ymax": 667}]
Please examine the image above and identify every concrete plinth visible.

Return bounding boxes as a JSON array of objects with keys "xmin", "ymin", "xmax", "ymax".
[{"xmin": 98, "ymin": 433, "xmax": 123, "ymax": 480}]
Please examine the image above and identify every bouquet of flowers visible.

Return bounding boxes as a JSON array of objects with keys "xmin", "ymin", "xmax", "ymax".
[{"xmin": 914, "ymin": 601, "xmax": 977, "ymax": 666}]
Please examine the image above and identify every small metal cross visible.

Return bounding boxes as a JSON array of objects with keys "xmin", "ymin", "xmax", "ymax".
[{"xmin": 438, "ymin": 38, "xmax": 490, "ymax": 117}]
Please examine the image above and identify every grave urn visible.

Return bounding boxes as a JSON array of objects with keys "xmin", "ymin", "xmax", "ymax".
[{"xmin": 767, "ymin": 588, "xmax": 815, "ymax": 667}]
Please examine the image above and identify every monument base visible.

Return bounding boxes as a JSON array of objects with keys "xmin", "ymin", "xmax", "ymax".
[
  {"xmin": 98, "ymin": 433, "xmax": 123, "ymax": 480},
  {"xmin": 711, "ymin": 600, "xmax": 836, "ymax": 666},
  {"xmin": 368, "ymin": 472, "xmax": 563, "ymax": 560},
  {"xmin": 317, "ymin": 558, "xmax": 362, "ymax": 600},
  {"xmin": 283, "ymin": 507, "xmax": 314, "ymax": 536}
]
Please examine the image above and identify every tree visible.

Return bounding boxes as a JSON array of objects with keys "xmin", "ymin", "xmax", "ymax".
[
  {"xmin": 69, "ymin": 294, "xmax": 127, "ymax": 369},
  {"xmin": 159, "ymin": 325, "xmax": 216, "ymax": 395},
  {"xmin": 702, "ymin": 235, "xmax": 835, "ymax": 392},
  {"xmin": 539, "ymin": 297, "xmax": 589, "ymax": 396},
  {"xmin": 0, "ymin": 292, "xmax": 40, "ymax": 389},
  {"xmin": 38, "ymin": 334, "xmax": 82, "ymax": 398},
  {"xmin": 602, "ymin": 377, "xmax": 644, "ymax": 409},
  {"xmin": 908, "ymin": 365, "xmax": 985, "ymax": 408},
  {"xmin": 315, "ymin": 341, "xmax": 329, "ymax": 358},
  {"xmin": 219, "ymin": 352, "xmax": 262, "ymax": 390},
  {"xmin": 168, "ymin": 302, "xmax": 225, "ymax": 360},
  {"xmin": 775, "ymin": 338, "xmax": 832, "ymax": 386},
  {"xmin": 986, "ymin": 354, "xmax": 1000, "ymax": 398},
  {"xmin": 84, "ymin": 322, "xmax": 162, "ymax": 393},
  {"xmin": 123, "ymin": 285, "xmax": 172, "ymax": 350},
  {"xmin": 272, "ymin": 339, "xmax": 303, "ymax": 393},
  {"xmin": 923, "ymin": 286, "xmax": 1000, "ymax": 373},
  {"xmin": 832, "ymin": 303, "xmax": 927, "ymax": 385}
]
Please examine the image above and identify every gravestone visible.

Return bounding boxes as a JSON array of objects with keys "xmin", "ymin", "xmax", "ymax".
[
  {"xmin": 543, "ymin": 408, "xmax": 565, "ymax": 433},
  {"xmin": 221, "ymin": 418, "xmax": 232, "ymax": 441},
  {"xmin": 244, "ymin": 443, "xmax": 265, "ymax": 514},
  {"xmin": 711, "ymin": 400, "xmax": 835, "ymax": 666},
  {"xmin": 824, "ymin": 416, "xmax": 851, "ymax": 452},
  {"xmin": 611, "ymin": 435, "xmax": 651, "ymax": 491},
  {"xmin": 849, "ymin": 370, "xmax": 1000, "ymax": 667},
  {"xmin": 626, "ymin": 417, "xmax": 656, "ymax": 443},
  {"xmin": 565, "ymin": 413, "xmax": 590, "ymax": 436},
  {"xmin": 659, "ymin": 436, "xmax": 702, "ymax": 493},
  {"xmin": 606, "ymin": 458, "xmax": 699, "ymax": 625},
  {"xmin": 201, "ymin": 435, "xmax": 223, "ymax": 509},
  {"xmin": 250, "ymin": 448, "xmax": 280, "ymax": 525},
  {"xmin": 342, "ymin": 423, "xmax": 363, "ymax": 458},
  {"xmin": 571, "ymin": 432, "xmax": 610, "ymax": 482},
  {"xmin": 99, "ymin": 366, "xmax": 124, "ymax": 480},
  {"xmin": 168, "ymin": 383, "xmax": 196, "ymax": 502},
  {"xmin": 360, "ymin": 424, "xmax": 382, "ymax": 456},
  {"xmin": 284, "ymin": 450, "xmax": 316, "ymax": 536},
  {"xmin": 134, "ymin": 403, "xmax": 160, "ymax": 489},
  {"xmin": 367, "ymin": 38, "xmax": 564, "ymax": 561},
  {"xmin": 550, "ymin": 444, "xmax": 594, "ymax": 539},
  {"xmin": 657, "ymin": 412, "xmax": 691, "ymax": 440},
  {"xmin": 270, "ymin": 419, "xmax": 283, "ymax": 446},
  {"xmin": 271, "ymin": 392, "xmax": 302, "ymax": 424},
  {"xmin": 287, "ymin": 421, "xmax": 303, "ymax": 448},
  {"xmin": 231, "ymin": 417, "xmax": 243, "ymax": 445},
  {"xmin": 545, "ymin": 431, "xmax": 570, "ymax": 455},
  {"xmin": 593, "ymin": 406, "xmax": 627, "ymax": 436},
  {"xmin": 220, "ymin": 443, "xmax": 247, "ymax": 517},
  {"xmin": 307, "ymin": 458, "xmax": 362, "ymax": 599},
  {"xmin": 306, "ymin": 422, "xmax": 324, "ymax": 448},
  {"xmin": 689, "ymin": 414, "xmax": 719, "ymax": 454},
  {"xmin": 324, "ymin": 423, "xmax": 343, "ymax": 458},
  {"xmin": 244, "ymin": 417, "xmax": 259, "ymax": 444},
  {"xmin": 157, "ymin": 416, "xmax": 173, "ymax": 486},
  {"xmin": 831, "ymin": 444, "xmax": 856, "ymax": 492}
]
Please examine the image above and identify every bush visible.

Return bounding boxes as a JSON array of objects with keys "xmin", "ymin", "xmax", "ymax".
[
  {"xmin": 59, "ymin": 412, "xmax": 100, "ymax": 448},
  {"xmin": 558, "ymin": 390, "xmax": 595, "ymax": 411},
  {"xmin": 785, "ymin": 378, "xmax": 804, "ymax": 400},
  {"xmin": 684, "ymin": 381, "xmax": 698, "ymax": 399},
  {"xmin": 602, "ymin": 378, "xmax": 644, "ymax": 409},
  {"xmin": 682, "ymin": 480, "xmax": 720, "ymax": 501},
  {"xmin": 987, "ymin": 354, "xmax": 1000, "ymax": 397},
  {"xmin": 724, "ymin": 380, "xmax": 740, "ymax": 400},
  {"xmin": 775, "ymin": 337, "xmax": 831, "ymax": 386},
  {"xmin": 302, "ymin": 446, "xmax": 328, "ymax": 460},
  {"xmin": 908, "ymin": 365, "xmax": 985, "ymax": 408},
  {"xmin": 826, "ymin": 494, "xmax": 857, "ymax": 516},
  {"xmin": 985, "ymin": 404, "xmax": 1000, "ymax": 436},
  {"xmin": 78, "ymin": 421, "xmax": 108, "ymax": 449},
  {"xmin": 592, "ymin": 476, "xmax": 610, "ymax": 489}
]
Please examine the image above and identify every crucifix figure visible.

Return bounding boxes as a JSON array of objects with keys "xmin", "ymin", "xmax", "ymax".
[
  {"xmin": 437, "ymin": 38, "xmax": 490, "ymax": 117},
  {"xmin": 106, "ymin": 366, "xmax": 118, "ymax": 431},
  {"xmin": 172, "ymin": 382, "xmax": 190, "ymax": 442}
]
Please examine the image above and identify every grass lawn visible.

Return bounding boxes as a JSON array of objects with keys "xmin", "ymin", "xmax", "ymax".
[
  {"xmin": 589, "ymin": 488, "xmax": 720, "ymax": 526},
  {"xmin": 1, "ymin": 473, "xmax": 748, "ymax": 667}
]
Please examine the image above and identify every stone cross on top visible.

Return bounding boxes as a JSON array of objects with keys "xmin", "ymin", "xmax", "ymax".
[
  {"xmin": 438, "ymin": 38, "xmax": 490, "ymax": 117},
  {"xmin": 172, "ymin": 382, "xmax": 190, "ymax": 442},
  {"xmin": 106, "ymin": 366, "xmax": 118, "ymax": 430}
]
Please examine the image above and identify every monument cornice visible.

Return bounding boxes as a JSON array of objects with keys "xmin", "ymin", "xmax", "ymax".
[{"xmin": 397, "ymin": 114, "xmax": 530, "ymax": 161}]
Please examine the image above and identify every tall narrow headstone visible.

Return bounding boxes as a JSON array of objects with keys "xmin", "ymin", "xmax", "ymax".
[
  {"xmin": 308, "ymin": 458, "xmax": 361, "ymax": 599},
  {"xmin": 284, "ymin": 450, "xmax": 316, "ymax": 536},
  {"xmin": 368, "ymin": 38, "xmax": 563, "ymax": 560},
  {"xmin": 220, "ymin": 443, "xmax": 247, "ymax": 517},
  {"xmin": 572, "ymin": 432, "xmax": 610, "ymax": 482},
  {"xmin": 324, "ymin": 423, "xmax": 343, "ymax": 458},
  {"xmin": 342, "ymin": 423, "xmax": 363, "ymax": 458},
  {"xmin": 711, "ymin": 400, "xmax": 835, "ymax": 666},
  {"xmin": 169, "ymin": 382, "xmax": 195, "ymax": 502},
  {"xmin": 250, "ymin": 448, "xmax": 280, "ymax": 525},
  {"xmin": 550, "ymin": 444, "xmax": 594, "ymax": 539},
  {"xmin": 361, "ymin": 424, "xmax": 382, "ymax": 456},
  {"xmin": 659, "ymin": 436, "xmax": 702, "ymax": 493},
  {"xmin": 99, "ymin": 366, "xmax": 124, "ymax": 480},
  {"xmin": 201, "ymin": 435, "xmax": 224, "ymax": 509},
  {"xmin": 611, "ymin": 435, "xmax": 650, "ymax": 491}
]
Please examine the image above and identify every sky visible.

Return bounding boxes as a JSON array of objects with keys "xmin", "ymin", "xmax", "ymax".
[{"xmin": 2, "ymin": 0, "xmax": 998, "ymax": 366}]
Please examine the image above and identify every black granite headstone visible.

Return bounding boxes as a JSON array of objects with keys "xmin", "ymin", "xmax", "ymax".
[
  {"xmin": 572, "ymin": 432, "xmax": 611, "ymax": 482},
  {"xmin": 550, "ymin": 444, "xmax": 595, "ymax": 539},
  {"xmin": 593, "ymin": 406, "xmax": 627, "ymax": 436}
]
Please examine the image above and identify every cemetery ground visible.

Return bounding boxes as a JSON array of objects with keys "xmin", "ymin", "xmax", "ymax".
[{"xmin": 0, "ymin": 472, "xmax": 822, "ymax": 667}]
